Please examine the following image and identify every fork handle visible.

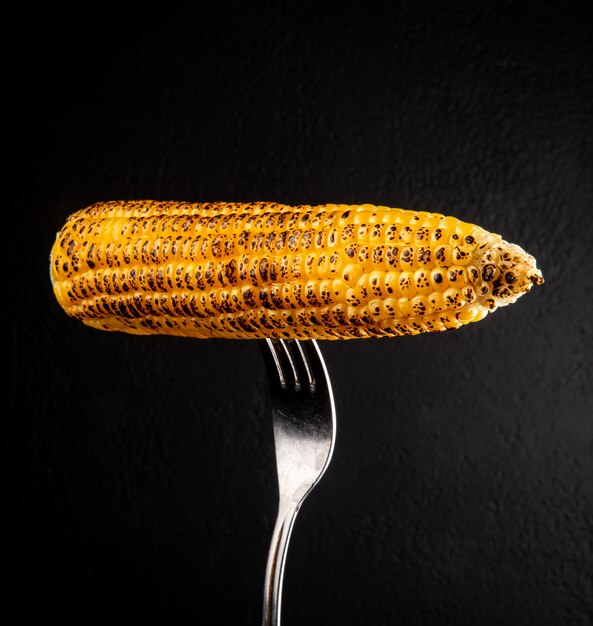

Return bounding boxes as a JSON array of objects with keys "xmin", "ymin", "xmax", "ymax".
[{"xmin": 262, "ymin": 500, "xmax": 302, "ymax": 626}]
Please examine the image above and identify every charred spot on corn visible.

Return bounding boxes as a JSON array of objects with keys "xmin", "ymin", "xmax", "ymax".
[{"xmin": 49, "ymin": 200, "xmax": 544, "ymax": 340}]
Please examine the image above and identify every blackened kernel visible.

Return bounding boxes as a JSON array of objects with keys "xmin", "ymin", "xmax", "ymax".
[
  {"xmin": 386, "ymin": 225, "xmax": 398, "ymax": 239},
  {"xmin": 482, "ymin": 264, "xmax": 496, "ymax": 281},
  {"xmin": 265, "ymin": 233, "xmax": 276, "ymax": 250},
  {"xmin": 401, "ymin": 248, "xmax": 413, "ymax": 263},
  {"xmin": 372, "ymin": 247, "xmax": 384, "ymax": 263},
  {"xmin": 385, "ymin": 248, "xmax": 398, "ymax": 265},
  {"xmin": 224, "ymin": 239, "xmax": 234, "ymax": 255},
  {"xmin": 454, "ymin": 247, "xmax": 470, "ymax": 261},
  {"xmin": 341, "ymin": 225, "xmax": 355, "ymax": 241},
  {"xmin": 415, "ymin": 227, "xmax": 429, "ymax": 241},
  {"xmin": 268, "ymin": 262, "xmax": 278, "ymax": 281},
  {"xmin": 288, "ymin": 232, "xmax": 301, "ymax": 250},
  {"xmin": 418, "ymin": 247, "xmax": 431, "ymax": 263}
]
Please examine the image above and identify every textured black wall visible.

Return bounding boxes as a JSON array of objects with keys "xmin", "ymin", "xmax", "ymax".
[{"xmin": 8, "ymin": 2, "xmax": 592, "ymax": 624}]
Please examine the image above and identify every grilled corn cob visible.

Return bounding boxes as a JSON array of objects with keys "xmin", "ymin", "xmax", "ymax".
[{"xmin": 49, "ymin": 200, "xmax": 543, "ymax": 340}]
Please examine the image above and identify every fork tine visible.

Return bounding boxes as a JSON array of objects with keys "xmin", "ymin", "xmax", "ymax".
[
  {"xmin": 300, "ymin": 339, "xmax": 334, "ymax": 396},
  {"xmin": 279, "ymin": 340, "xmax": 301, "ymax": 390},
  {"xmin": 293, "ymin": 340, "xmax": 316, "ymax": 390},
  {"xmin": 262, "ymin": 338, "xmax": 288, "ymax": 389}
]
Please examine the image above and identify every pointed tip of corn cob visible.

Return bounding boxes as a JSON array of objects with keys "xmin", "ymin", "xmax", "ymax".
[{"xmin": 472, "ymin": 233, "xmax": 544, "ymax": 316}]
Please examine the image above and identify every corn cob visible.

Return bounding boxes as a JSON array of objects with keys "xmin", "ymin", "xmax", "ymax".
[{"xmin": 49, "ymin": 200, "xmax": 543, "ymax": 340}]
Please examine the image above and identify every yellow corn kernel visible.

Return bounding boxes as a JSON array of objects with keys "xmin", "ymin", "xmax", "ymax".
[{"xmin": 49, "ymin": 200, "xmax": 544, "ymax": 340}]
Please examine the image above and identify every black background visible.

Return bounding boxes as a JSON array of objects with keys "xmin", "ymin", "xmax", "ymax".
[{"xmin": 8, "ymin": 2, "xmax": 592, "ymax": 624}]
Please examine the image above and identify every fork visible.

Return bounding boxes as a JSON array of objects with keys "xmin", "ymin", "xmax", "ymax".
[{"xmin": 259, "ymin": 338, "xmax": 337, "ymax": 626}]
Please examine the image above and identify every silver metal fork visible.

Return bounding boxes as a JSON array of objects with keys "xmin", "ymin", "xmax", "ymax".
[{"xmin": 259, "ymin": 338, "xmax": 337, "ymax": 626}]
